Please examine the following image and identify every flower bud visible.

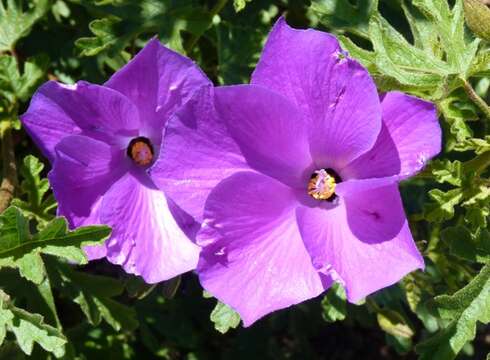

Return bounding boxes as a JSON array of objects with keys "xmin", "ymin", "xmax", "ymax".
[{"xmin": 464, "ymin": 0, "xmax": 490, "ymax": 41}]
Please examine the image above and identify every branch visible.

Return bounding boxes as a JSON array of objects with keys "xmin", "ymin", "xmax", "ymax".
[
  {"xmin": 0, "ymin": 121, "xmax": 18, "ymax": 213},
  {"xmin": 461, "ymin": 78, "xmax": 490, "ymax": 120}
]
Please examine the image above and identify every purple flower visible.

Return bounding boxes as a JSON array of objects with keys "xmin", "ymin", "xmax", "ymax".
[
  {"xmin": 21, "ymin": 39, "xmax": 211, "ymax": 282},
  {"xmin": 152, "ymin": 18, "xmax": 441, "ymax": 325}
]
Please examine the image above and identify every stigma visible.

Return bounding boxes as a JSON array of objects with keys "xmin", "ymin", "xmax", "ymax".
[
  {"xmin": 127, "ymin": 137, "xmax": 154, "ymax": 166},
  {"xmin": 307, "ymin": 169, "xmax": 337, "ymax": 201}
]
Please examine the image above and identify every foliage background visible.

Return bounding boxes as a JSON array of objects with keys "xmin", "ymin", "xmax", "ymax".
[{"xmin": 0, "ymin": 0, "xmax": 490, "ymax": 359}]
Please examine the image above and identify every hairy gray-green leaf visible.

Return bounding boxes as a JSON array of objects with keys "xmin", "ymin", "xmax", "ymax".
[
  {"xmin": 417, "ymin": 264, "xmax": 490, "ymax": 360},
  {"xmin": 368, "ymin": 14, "xmax": 448, "ymax": 89}
]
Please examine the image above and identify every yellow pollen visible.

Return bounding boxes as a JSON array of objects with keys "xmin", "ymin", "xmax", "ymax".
[
  {"xmin": 127, "ymin": 137, "xmax": 154, "ymax": 166},
  {"xmin": 307, "ymin": 169, "xmax": 336, "ymax": 200}
]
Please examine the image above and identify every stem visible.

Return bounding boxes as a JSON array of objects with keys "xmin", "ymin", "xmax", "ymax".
[
  {"xmin": 462, "ymin": 78, "xmax": 490, "ymax": 120},
  {"xmin": 185, "ymin": 0, "xmax": 228, "ymax": 54},
  {"xmin": 0, "ymin": 121, "xmax": 17, "ymax": 213}
]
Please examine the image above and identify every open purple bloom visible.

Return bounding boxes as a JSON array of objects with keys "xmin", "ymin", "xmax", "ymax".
[
  {"xmin": 21, "ymin": 39, "xmax": 211, "ymax": 282},
  {"xmin": 152, "ymin": 18, "xmax": 441, "ymax": 326}
]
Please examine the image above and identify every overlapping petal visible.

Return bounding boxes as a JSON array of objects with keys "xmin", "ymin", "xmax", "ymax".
[
  {"xmin": 296, "ymin": 185, "xmax": 424, "ymax": 302},
  {"xmin": 152, "ymin": 84, "xmax": 313, "ymax": 222},
  {"xmin": 342, "ymin": 92, "xmax": 440, "ymax": 179},
  {"xmin": 213, "ymin": 85, "xmax": 313, "ymax": 187},
  {"xmin": 150, "ymin": 86, "xmax": 249, "ymax": 222},
  {"xmin": 100, "ymin": 173, "xmax": 200, "ymax": 283},
  {"xmin": 251, "ymin": 17, "xmax": 382, "ymax": 169},
  {"xmin": 49, "ymin": 135, "xmax": 128, "ymax": 230},
  {"xmin": 21, "ymin": 81, "xmax": 140, "ymax": 161},
  {"xmin": 105, "ymin": 38, "xmax": 211, "ymax": 143},
  {"xmin": 197, "ymin": 172, "xmax": 328, "ymax": 326}
]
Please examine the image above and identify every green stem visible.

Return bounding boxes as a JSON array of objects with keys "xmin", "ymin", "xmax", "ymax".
[
  {"xmin": 185, "ymin": 0, "xmax": 228, "ymax": 54},
  {"xmin": 0, "ymin": 121, "xmax": 17, "ymax": 213},
  {"xmin": 462, "ymin": 78, "xmax": 490, "ymax": 120}
]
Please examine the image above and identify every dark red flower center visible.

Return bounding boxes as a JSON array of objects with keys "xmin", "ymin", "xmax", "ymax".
[
  {"xmin": 127, "ymin": 137, "xmax": 154, "ymax": 166},
  {"xmin": 307, "ymin": 168, "xmax": 341, "ymax": 201}
]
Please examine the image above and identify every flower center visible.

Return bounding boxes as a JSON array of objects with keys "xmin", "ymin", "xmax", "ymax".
[
  {"xmin": 307, "ymin": 168, "xmax": 341, "ymax": 201},
  {"xmin": 127, "ymin": 137, "xmax": 154, "ymax": 166}
]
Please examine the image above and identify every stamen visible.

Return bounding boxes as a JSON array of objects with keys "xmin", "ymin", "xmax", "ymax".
[
  {"xmin": 127, "ymin": 137, "xmax": 154, "ymax": 166},
  {"xmin": 307, "ymin": 169, "xmax": 339, "ymax": 201}
]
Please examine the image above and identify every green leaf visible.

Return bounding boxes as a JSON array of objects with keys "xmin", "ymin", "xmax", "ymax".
[
  {"xmin": 470, "ymin": 47, "xmax": 490, "ymax": 77},
  {"xmin": 321, "ymin": 282, "xmax": 347, "ymax": 323},
  {"xmin": 0, "ymin": 54, "xmax": 48, "ymax": 104},
  {"xmin": 0, "ymin": 289, "xmax": 66, "ymax": 357},
  {"xmin": 75, "ymin": 16, "xmax": 124, "ymax": 57},
  {"xmin": 0, "ymin": 0, "xmax": 51, "ymax": 52},
  {"xmin": 417, "ymin": 264, "xmax": 490, "ymax": 360},
  {"xmin": 309, "ymin": 0, "xmax": 378, "ymax": 39},
  {"xmin": 442, "ymin": 225, "xmax": 490, "ymax": 263},
  {"xmin": 454, "ymin": 136, "xmax": 490, "ymax": 154},
  {"xmin": 412, "ymin": 0, "xmax": 475, "ymax": 72},
  {"xmin": 338, "ymin": 35, "xmax": 376, "ymax": 71},
  {"xmin": 0, "ymin": 207, "xmax": 110, "ymax": 283},
  {"xmin": 74, "ymin": 1, "xmax": 214, "ymax": 56},
  {"xmin": 402, "ymin": 273, "xmax": 439, "ymax": 332},
  {"xmin": 233, "ymin": 0, "xmax": 251, "ymax": 12},
  {"xmin": 210, "ymin": 301, "xmax": 240, "ymax": 334},
  {"xmin": 330, "ymin": 0, "xmax": 480, "ymax": 97},
  {"xmin": 11, "ymin": 155, "xmax": 55, "ymax": 225},
  {"xmin": 368, "ymin": 14, "xmax": 447, "ymax": 89},
  {"xmin": 47, "ymin": 258, "xmax": 138, "ymax": 331},
  {"xmin": 377, "ymin": 309, "xmax": 414, "ymax": 339},
  {"xmin": 401, "ymin": 1, "xmax": 442, "ymax": 56},
  {"xmin": 425, "ymin": 188, "xmax": 464, "ymax": 222},
  {"xmin": 431, "ymin": 159, "xmax": 463, "ymax": 186}
]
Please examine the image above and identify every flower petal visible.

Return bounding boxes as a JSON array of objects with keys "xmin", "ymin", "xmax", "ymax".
[
  {"xmin": 297, "ymin": 185, "xmax": 423, "ymax": 303},
  {"xmin": 21, "ymin": 81, "xmax": 140, "ymax": 161},
  {"xmin": 100, "ymin": 173, "xmax": 200, "ymax": 283},
  {"xmin": 251, "ymin": 17, "xmax": 381, "ymax": 169},
  {"xmin": 335, "ymin": 175, "xmax": 399, "ymax": 196},
  {"xmin": 49, "ymin": 135, "xmax": 127, "ymax": 229},
  {"xmin": 105, "ymin": 38, "xmax": 211, "ymax": 143},
  {"xmin": 150, "ymin": 86, "xmax": 249, "ymax": 222},
  {"xmin": 213, "ymin": 85, "xmax": 314, "ymax": 187},
  {"xmin": 197, "ymin": 172, "xmax": 328, "ymax": 326},
  {"xmin": 342, "ymin": 91, "xmax": 441, "ymax": 179}
]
